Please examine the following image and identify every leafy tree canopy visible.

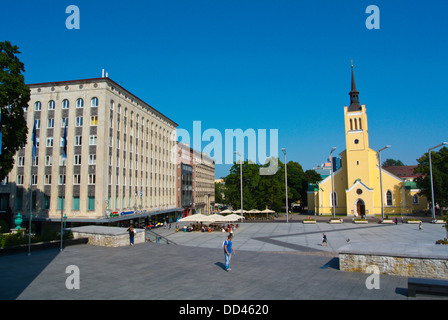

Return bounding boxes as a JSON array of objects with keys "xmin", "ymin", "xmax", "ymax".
[{"xmin": 0, "ymin": 41, "xmax": 30, "ymax": 180}]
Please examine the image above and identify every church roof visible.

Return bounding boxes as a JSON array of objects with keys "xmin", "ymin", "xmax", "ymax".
[
  {"xmin": 382, "ymin": 165, "xmax": 425, "ymax": 179},
  {"xmin": 348, "ymin": 64, "xmax": 362, "ymax": 112}
]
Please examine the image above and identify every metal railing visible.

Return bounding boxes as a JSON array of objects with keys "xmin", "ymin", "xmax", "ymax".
[{"xmin": 145, "ymin": 229, "xmax": 177, "ymax": 245}]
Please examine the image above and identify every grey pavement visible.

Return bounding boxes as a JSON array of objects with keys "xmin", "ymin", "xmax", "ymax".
[{"xmin": 1, "ymin": 221, "xmax": 447, "ymax": 301}]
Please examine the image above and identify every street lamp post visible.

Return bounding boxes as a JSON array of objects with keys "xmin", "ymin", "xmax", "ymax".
[
  {"xmin": 282, "ymin": 148, "xmax": 288, "ymax": 223},
  {"xmin": 378, "ymin": 145, "xmax": 390, "ymax": 220},
  {"xmin": 429, "ymin": 142, "xmax": 447, "ymax": 221},
  {"xmin": 234, "ymin": 151, "xmax": 243, "ymax": 222},
  {"xmin": 330, "ymin": 147, "xmax": 336, "ymax": 218}
]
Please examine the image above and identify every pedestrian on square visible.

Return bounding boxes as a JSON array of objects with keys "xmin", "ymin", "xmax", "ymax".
[
  {"xmin": 127, "ymin": 225, "xmax": 135, "ymax": 246},
  {"xmin": 321, "ymin": 233, "xmax": 328, "ymax": 246},
  {"xmin": 419, "ymin": 221, "xmax": 422, "ymax": 230},
  {"xmin": 224, "ymin": 234, "xmax": 235, "ymax": 271}
]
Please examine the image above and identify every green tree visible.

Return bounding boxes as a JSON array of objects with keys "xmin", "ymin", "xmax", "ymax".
[
  {"xmin": 214, "ymin": 181, "xmax": 226, "ymax": 204},
  {"xmin": 305, "ymin": 169, "xmax": 322, "ymax": 184},
  {"xmin": 414, "ymin": 147, "xmax": 448, "ymax": 212},
  {"xmin": 382, "ymin": 158, "xmax": 404, "ymax": 167},
  {"xmin": 0, "ymin": 41, "xmax": 30, "ymax": 181}
]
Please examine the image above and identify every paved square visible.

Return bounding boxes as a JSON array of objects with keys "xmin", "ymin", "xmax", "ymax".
[{"xmin": 1, "ymin": 221, "xmax": 447, "ymax": 301}]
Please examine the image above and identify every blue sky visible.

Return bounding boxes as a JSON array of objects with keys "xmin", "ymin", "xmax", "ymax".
[{"xmin": 2, "ymin": 0, "xmax": 447, "ymax": 178}]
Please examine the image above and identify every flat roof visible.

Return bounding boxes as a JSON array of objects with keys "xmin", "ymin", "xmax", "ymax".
[{"xmin": 27, "ymin": 77, "xmax": 178, "ymax": 127}]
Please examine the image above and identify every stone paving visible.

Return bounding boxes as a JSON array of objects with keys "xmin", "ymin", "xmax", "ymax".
[{"xmin": 1, "ymin": 221, "xmax": 447, "ymax": 301}]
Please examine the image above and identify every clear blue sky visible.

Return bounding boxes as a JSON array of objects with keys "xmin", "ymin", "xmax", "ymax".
[{"xmin": 2, "ymin": 0, "xmax": 447, "ymax": 178}]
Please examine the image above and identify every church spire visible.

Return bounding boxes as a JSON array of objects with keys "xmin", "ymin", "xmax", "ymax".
[{"xmin": 348, "ymin": 63, "xmax": 362, "ymax": 112}]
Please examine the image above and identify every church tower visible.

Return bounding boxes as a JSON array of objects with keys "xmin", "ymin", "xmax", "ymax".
[{"xmin": 344, "ymin": 64, "xmax": 372, "ymax": 188}]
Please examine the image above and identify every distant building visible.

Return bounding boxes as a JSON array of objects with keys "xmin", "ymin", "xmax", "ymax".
[{"xmin": 176, "ymin": 143, "xmax": 215, "ymax": 216}]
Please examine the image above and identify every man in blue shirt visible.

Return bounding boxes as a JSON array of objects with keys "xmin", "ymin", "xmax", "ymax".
[{"xmin": 224, "ymin": 234, "xmax": 235, "ymax": 271}]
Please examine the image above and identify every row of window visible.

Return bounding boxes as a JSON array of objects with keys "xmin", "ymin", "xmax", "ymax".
[
  {"xmin": 33, "ymin": 116, "xmax": 98, "ymax": 129},
  {"xmin": 32, "ymin": 98, "xmax": 98, "ymax": 111},
  {"xmin": 18, "ymin": 154, "xmax": 97, "ymax": 167},
  {"xmin": 17, "ymin": 174, "xmax": 96, "ymax": 185},
  {"xmin": 349, "ymin": 117, "xmax": 362, "ymax": 131}
]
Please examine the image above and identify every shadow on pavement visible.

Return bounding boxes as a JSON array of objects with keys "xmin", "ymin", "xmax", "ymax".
[{"xmin": 0, "ymin": 248, "xmax": 60, "ymax": 300}]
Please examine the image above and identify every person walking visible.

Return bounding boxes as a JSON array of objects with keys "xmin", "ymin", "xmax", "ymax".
[
  {"xmin": 224, "ymin": 234, "xmax": 235, "ymax": 271},
  {"xmin": 418, "ymin": 221, "xmax": 422, "ymax": 231},
  {"xmin": 321, "ymin": 233, "xmax": 328, "ymax": 246},
  {"xmin": 127, "ymin": 225, "xmax": 135, "ymax": 246}
]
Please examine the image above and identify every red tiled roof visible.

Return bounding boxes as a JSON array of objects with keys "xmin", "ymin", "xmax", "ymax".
[{"xmin": 382, "ymin": 165, "xmax": 424, "ymax": 178}]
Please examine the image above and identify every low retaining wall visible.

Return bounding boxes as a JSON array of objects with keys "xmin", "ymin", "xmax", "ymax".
[
  {"xmin": 339, "ymin": 241, "xmax": 448, "ymax": 280},
  {"xmin": 71, "ymin": 226, "xmax": 145, "ymax": 247}
]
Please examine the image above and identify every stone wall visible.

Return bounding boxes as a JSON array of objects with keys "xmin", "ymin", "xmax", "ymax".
[
  {"xmin": 71, "ymin": 226, "xmax": 145, "ymax": 247},
  {"xmin": 339, "ymin": 253, "xmax": 448, "ymax": 279},
  {"xmin": 338, "ymin": 241, "xmax": 448, "ymax": 280}
]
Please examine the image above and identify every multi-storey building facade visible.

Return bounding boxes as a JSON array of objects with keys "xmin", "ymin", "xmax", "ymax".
[
  {"xmin": 5, "ymin": 77, "xmax": 180, "ymax": 223},
  {"xmin": 193, "ymin": 149, "xmax": 215, "ymax": 215},
  {"xmin": 176, "ymin": 143, "xmax": 215, "ymax": 216}
]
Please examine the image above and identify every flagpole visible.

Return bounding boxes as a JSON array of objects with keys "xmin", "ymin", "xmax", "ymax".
[
  {"xmin": 60, "ymin": 124, "xmax": 67, "ymax": 252},
  {"xmin": 27, "ymin": 154, "xmax": 33, "ymax": 256},
  {"xmin": 28, "ymin": 122, "xmax": 37, "ymax": 256}
]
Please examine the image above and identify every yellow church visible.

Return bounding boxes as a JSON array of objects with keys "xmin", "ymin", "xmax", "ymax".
[{"xmin": 307, "ymin": 66, "xmax": 428, "ymax": 217}]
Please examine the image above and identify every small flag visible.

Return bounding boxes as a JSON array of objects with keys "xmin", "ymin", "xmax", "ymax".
[
  {"xmin": 32, "ymin": 121, "xmax": 37, "ymax": 160},
  {"xmin": 62, "ymin": 125, "xmax": 67, "ymax": 160}
]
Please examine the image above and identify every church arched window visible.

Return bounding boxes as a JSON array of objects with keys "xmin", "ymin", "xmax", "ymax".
[
  {"xmin": 349, "ymin": 119, "xmax": 353, "ymax": 131},
  {"xmin": 386, "ymin": 190, "xmax": 393, "ymax": 206},
  {"xmin": 358, "ymin": 118, "xmax": 362, "ymax": 130}
]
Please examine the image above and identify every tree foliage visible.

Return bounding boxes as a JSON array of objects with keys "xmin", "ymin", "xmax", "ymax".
[
  {"xmin": 0, "ymin": 41, "xmax": 30, "ymax": 181},
  {"xmin": 382, "ymin": 158, "xmax": 404, "ymax": 167},
  {"xmin": 222, "ymin": 158, "xmax": 320, "ymax": 212},
  {"xmin": 414, "ymin": 147, "xmax": 448, "ymax": 210}
]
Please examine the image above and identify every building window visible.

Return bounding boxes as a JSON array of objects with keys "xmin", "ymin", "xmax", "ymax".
[
  {"xmin": 44, "ymin": 175, "xmax": 52, "ymax": 185},
  {"xmin": 59, "ymin": 174, "xmax": 66, "ymax": 185},
  {"xmin": 46, "ymin": 137, "xmax": 54, "ymax": 147},
  {"xmin": 88, "ymin": 174, "xmax": 96, "ymax": 185},
  {"xmin": 76, "ymin": 98, "xmax": 84, "ymax": 108},
  {"xmin": 73, "ymin": 174, "xmax": 81, "ymax": 185},
  {"xmin": 48, "ymin": 100, "xmax": 55, "ymax": 110},
  {"xmin": 74, "ymin": 136, "xmax": 82, "ymax": 146},
  {"xmin": 89, "ymin": 154, "xmax": 96, "ymax": 165},
  {"xmin": 89, "ymin": 135, "xmax": 97, "ymax": 145},
  {"xmin": 17, "ymin": 175, "xmax": 24, "ymax": 185},
  {"xmin": 47, "ymin": 118, "xmax": 54, "ymax": 128},
  {"xmin": 90, "ymin": 116, "xmax": 98, "ymax": 126},
  {"xmin": 34, "ymin": 119, "xmax": 40, "ymax": 129},
  {"xmin": 18, "ymin": 157, "xmax": 25, "ymax": 167},
  {"xmin": 32, "ymin": 175, "xmax": 38, "ymax": 185},
  {"xmin": 73, "ymin": 196, "xmax": 80, "ymax": 210},
  {"xmin": 58, "ymin": 197, "xmax": 65, "ymax": 210},
  {"xmin": 61, "ymin": 118, "xmax": 68, "ymax": 128},
  {"xmin": 34, "ymin": 101, "xmax": 41, "ymax": 111},
  {"xmin": 386, "ymin": 190, "xmax": 393, "ymax": 206},
  {"xmin": 91, "ymin": 97, "xmax": 98, "ymax": 108},
  {"xmin": 412, "ymin": 194, "xmax": 419, "ymax": 205},
  {"xmin": 88, "ymin": 196, "xmax": 95, "ymax": 210},
  {"xmin": 330, "ymin": 192, "xmax": 337, "ymax": 207},
  {"xmin": 74, "ymin": 154, "xmax": 81, "ymax": 165},
  {"xmin": 62, "ymin": 99, "xmax": 70, "ymax": 109},
  {"xmin": 76, "ymin": 116, "xmax": 83, "ymax": 127},
  {"xmin": 45, "ymin": 156, "xmax": 52, "ymax": 166},
  {"xmin": 358, "ymin": 118, "xmax": 362, "ymax": 130}
]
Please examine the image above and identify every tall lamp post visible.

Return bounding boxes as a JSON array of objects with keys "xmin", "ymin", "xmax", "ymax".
[
  {"xmin": 429, "ymin": 142, "xmax": 447, "ymax": 221},
  {"xmin": 378, "ymin": 145, "xmax": 390, "ymax": 220},
  {"xmin": 234, "ymin": 151, "xmax": 244, "ymax": 222},
  {"xmin": 330, "ymin": 147, "xmax": 336, "ymax": 218},
  {"xmin": 282, "ymin": 148, "xmax": 288, "ymax": 223}
]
